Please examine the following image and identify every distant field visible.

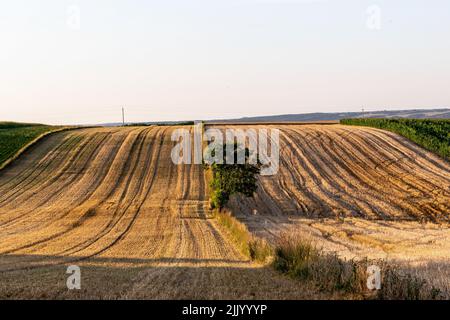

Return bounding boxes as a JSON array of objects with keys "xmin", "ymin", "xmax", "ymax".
[
  {"xmin": 206, "ymin": 120, "xmax": 339, "ymax": 125},
  {"xmin": 211, "ymin": 108, "xmax": 450, "ymax": 123},
  {"xmin": 341, "ymin": 118, "xmax": 450, "ymax": 160},
  {"xmin": 0, "ymin": 122, "xmax": 58, "ymax": 168}
]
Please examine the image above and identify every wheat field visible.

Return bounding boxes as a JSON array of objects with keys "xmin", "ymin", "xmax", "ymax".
[{"xmin": 0, "ymin": 125, "xmax": 448, "ymax": 299}]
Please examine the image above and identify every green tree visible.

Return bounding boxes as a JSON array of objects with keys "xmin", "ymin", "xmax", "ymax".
[{"xmin": 206, "ymin": 143, "xmax": 261, "ymax": 210}]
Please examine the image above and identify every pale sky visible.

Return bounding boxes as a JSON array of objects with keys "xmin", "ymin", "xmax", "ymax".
[{"xmin": 1, "ymin": 0, "xmax": 449, "ymax": 125}]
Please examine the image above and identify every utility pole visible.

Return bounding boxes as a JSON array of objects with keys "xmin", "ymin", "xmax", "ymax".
[{"xmin": 122, "ymin": 107, "xmax": 125, "ymax": 126}]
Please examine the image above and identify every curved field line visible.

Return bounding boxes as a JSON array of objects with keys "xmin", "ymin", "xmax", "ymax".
[
  {"xmin": 0, "ymin": 126, "xmax": 248, "ymax": 274},
  {"xmin": 0, "ymin": 127, "xmax": 152, "ymax": 256},
  {"xmin": 0, "ymin": 124, "xmax": 448, "ymax": 299},
  {"xmin": 0, "ymin": 131, "xmax": 133, "ymax": 244},
  {"xmin": 0, "ymin": 133, "xmax": 83, "ymax": 203},
  {"xmin": 0, "ymin": 127, "xmax": 73, "ymax": 172},
  {"xmin": 218, "ymin": 124, "xmax": 450, "ymax": 222}
]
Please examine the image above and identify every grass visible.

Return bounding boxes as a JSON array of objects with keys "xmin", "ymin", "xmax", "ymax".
[
  {"xmin": 340, "ymin": 118, "xmax": 450, "ymax": 160},
  {"xmin": 0, "ymin": 122, "xmax": 59, "ymax": 169},
  {"xmin": 213, "ymin": 210, "xmax": 272, "ymax": 263},
  {"xmin": 272, "ymin": 233, "xmax": 444, "ymax": 299},
  {"xmin": 272, "ymin": 234, "xmax": 368, "ymax": 294},
  {"xmin": 378, "ymin": 265, "xmax": 442, "ymax": 300},
  {"xmin": 214, "ymin": 209, "xmax": 445, "ymax": 299}
]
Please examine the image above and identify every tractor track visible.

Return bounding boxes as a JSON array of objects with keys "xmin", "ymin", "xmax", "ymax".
[{"xmin": 0, "ymin": 124, "xmax": 448, "ymax": 299}]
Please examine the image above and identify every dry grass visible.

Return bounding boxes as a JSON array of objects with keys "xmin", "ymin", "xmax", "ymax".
[
  {"xmin": 239, "ymin": 214, "xmax": 450, "ymax": 298},
  {"xmin": 213, "ymin": 210, "xmax": 447, "ymax": 299},
  {"xmin": 213, "ymin": 209, "xmax": 272, "ymax": 263},
  {"xmin": 378, "ymin": 265, "xmax": 443, "ymax": 300},
  {"xmin": 272, "ymin": 233, "xmax": 446, "ymax": 300},
  {"xmin": 273, "ymin": 233, "xmax": 367, "ymax": 294},
  {"xmin": 396, "ymin": 261, "xmax": 450, "ymax": 299}
]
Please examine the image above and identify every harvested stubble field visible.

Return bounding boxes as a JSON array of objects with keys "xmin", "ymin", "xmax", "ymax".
[
  {"xmin": 0, "ymin": 124, "xmax": 449, "ymax": 299},
  {"xmin": 223, "ymin": 124, "xmax": 450, "ymax": 294},
  {"xmin": 0, "ymin": 126, "xmax": 334, "ymax": 299}
]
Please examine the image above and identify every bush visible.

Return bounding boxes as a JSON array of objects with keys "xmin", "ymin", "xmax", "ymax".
[{"xmin": 206, "ymin": 143, "xmax": 260, "ymax": 210}]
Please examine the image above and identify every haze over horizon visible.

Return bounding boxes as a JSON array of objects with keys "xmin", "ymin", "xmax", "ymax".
[{"xmin": 1, "ymin": 0, "xmax": 450, "ymax": 125}]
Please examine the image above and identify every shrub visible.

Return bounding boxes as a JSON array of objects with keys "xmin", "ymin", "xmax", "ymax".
[{"xmin": 206, "ymin": 142, "xmax": 260, "ymax": 210}]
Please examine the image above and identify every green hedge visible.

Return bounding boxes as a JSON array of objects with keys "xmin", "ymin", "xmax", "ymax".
[
  {"xmin": 0, "ymin": 122, "xmax": 56, "ymax": 167},
  {"xmin": 340, "ymin": 118, "xmax": 450, "ymax": 160}
]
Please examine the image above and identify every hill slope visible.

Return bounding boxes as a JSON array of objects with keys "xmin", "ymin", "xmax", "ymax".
[
  {"xmin": 0, "ymin": 126, "xmax": 327, "ymax": 299},
  {"xmin": 0, "ymin": 125, "xmax": 448, "ymax": 298}
]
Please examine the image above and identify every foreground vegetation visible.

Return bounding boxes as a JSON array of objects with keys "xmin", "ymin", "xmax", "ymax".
[
  {"xmin": 272, "ymin": 234, "xmax": 444, "ymax": 299},
  {"xmin": 0, "ymin": 122, "xmax": 59, "ymax": 169},
  {"xmin": 214, "ymin": 210, "xmax": 445, "ymax": 299},
  {"xmin": 341, "ymin": 118, "xmax": 450, "ymax": 160},
  {"xmin": 213, "ymin": 210, "xmax": 272, "ymax": 262}
]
